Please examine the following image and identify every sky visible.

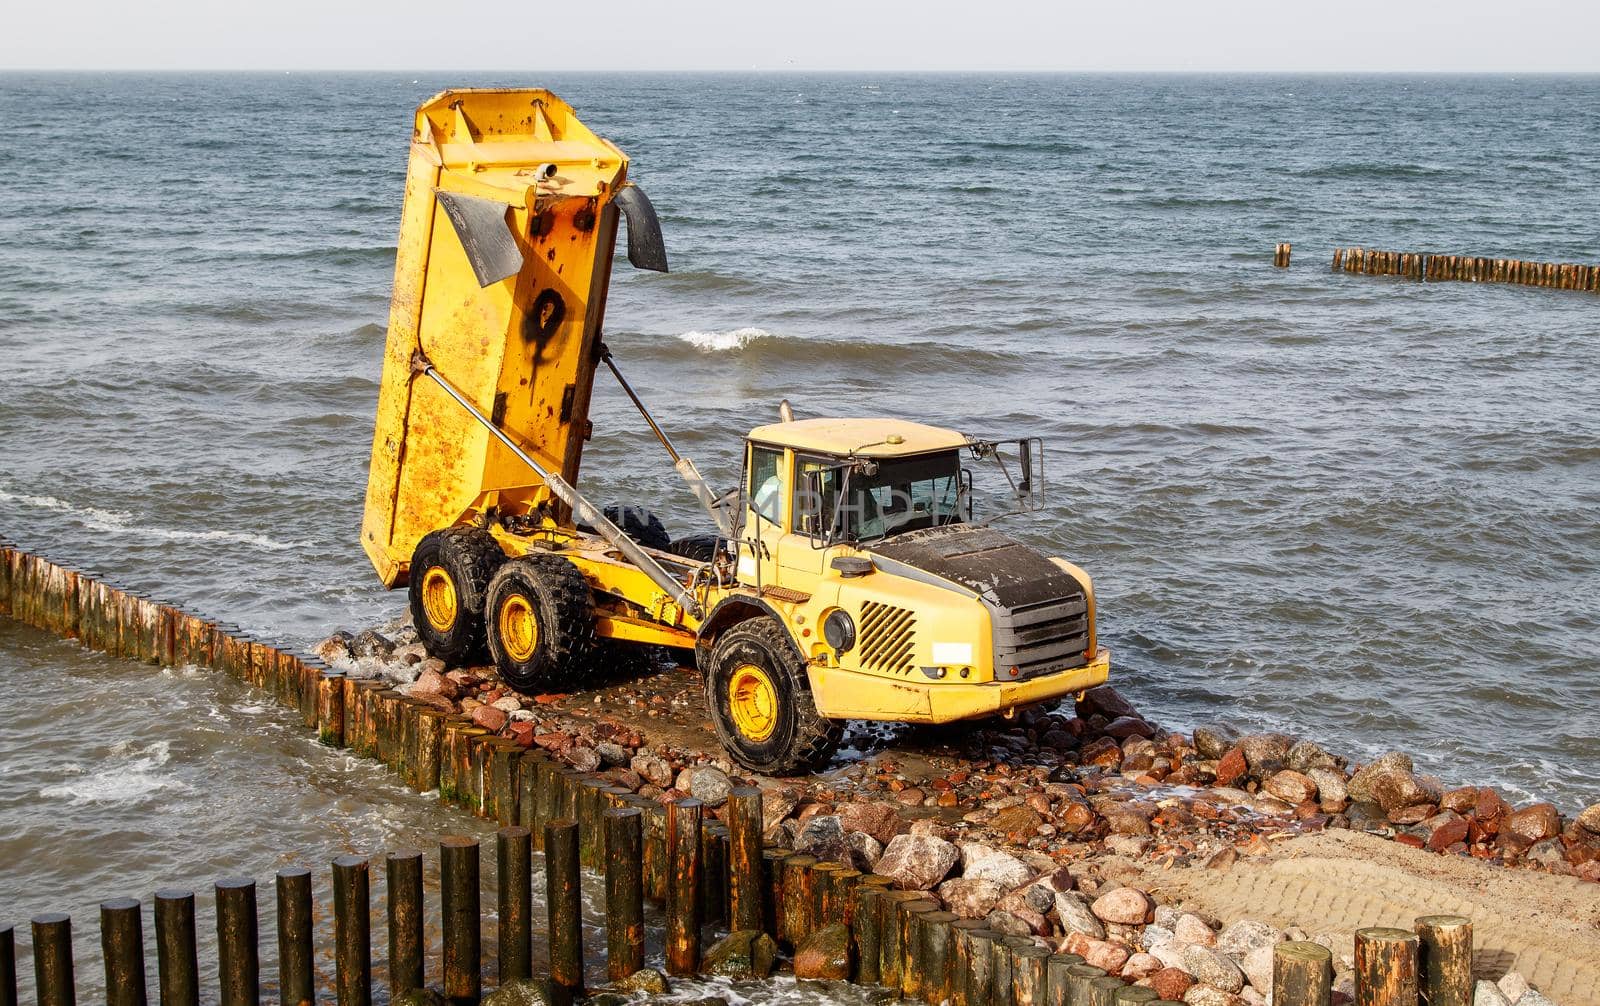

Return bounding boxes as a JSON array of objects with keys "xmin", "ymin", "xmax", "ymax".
[{"xmin": 5, "ymin": 0, "xmax": 1599, "ymax": 72}]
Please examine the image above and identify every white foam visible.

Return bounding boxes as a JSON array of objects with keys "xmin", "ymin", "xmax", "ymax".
[
  {"xmin": 38, "ymin": 741, "xmax": 193, "ymax": 806},
  {"xmin": 0, "ymin": 488, "xmax": 301, "ymax": 551},
  {"xmin": 676, "ymin": 327, "xmax": 773, "ymax": 352}
]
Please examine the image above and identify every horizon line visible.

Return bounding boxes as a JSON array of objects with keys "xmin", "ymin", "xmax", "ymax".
[{"xmin": 3, "ymin": 67, "xmax": 1598, "ymax": 75}]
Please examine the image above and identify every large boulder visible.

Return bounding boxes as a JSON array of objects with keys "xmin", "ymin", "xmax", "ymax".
[
  {"xmin": 937, "ymin": 878, "xmax": 1007, "ymax": 919},
  {"xmin": 1366, "ymin": 770, "xmax": 1432, "ymax": 814},
  {"xmin": 1091, "ymin": 887, "xmax": 1153, "ymax": 925},
  {"xmin": 837, "ymin": 801, "xmax": 903, "ymax": 845},
  {"xmin": 1193, "ymin": 724, "xmax": 1241, "ymax": 760},
  {"xmin": 1347, "ymin": 752, "xmax": 1414, "ymax": 803},
  {"xmin": 702, "ymin": 930, "xmax": 777, "ymax": 979},
  {"xmin": 959, "ymin": 843, "xmax": 1035, "ymax": 888},
  {"xmin": 1505, "ymin": 803, "xmax": 1562, "ymax": 843},
  {"xmin": 676, "ymin": 766, "xmax": 732, "ymax": 807},
  {"xmin": 793, "ymin": 924, "xmax": 852, "ymax": 980},
  {"xmin": 794, "ymin": 816, "xmax": 850, "ymax": 862},
  {"xmin": 1054, "ymin": 891, "xmax": 1106, "ymax": 940},
  {"xmin": 875, "ymin": 833, "xmax": 959, "ymax": 890},
  {"xmin": 1238, "ymin": 733, "xmax": 1294, "ymax": 776},
  {"xmin": 1287, "ymin": 740, "xmax": 1338, "ymax": 772},
  {"xmin": 1307, "ymin": 767, "xmax": 1348, "ymax": 811},
  {"xmin": 1264, "ymin": 770, "xmax": 1319, "ymax": 805},
  {"xmin": 1076, "ymin": 685, "xmax": 1138, "ymax": 720},
  {"xmin": 1576, "ymin": 802, "xmax": 1600, "ymax": 836},
  {"xmin": 481, "ymin": 980, "xmax": 550, "ymax": 1006},
  {"xmin": 615, "ymin": 969, "xmax": 669, "ymax": 995},
  {"xmin": 1185, "ymin": 946, "xmax": 1246, "ymax": 993}
]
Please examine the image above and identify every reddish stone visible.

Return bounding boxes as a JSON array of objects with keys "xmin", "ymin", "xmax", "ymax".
[
  {"xmin": 1105, "ymin": 716, "xmax": 1154, "ymax": 739},
  {"xmin": 1076, "ymin": 685, "xmax": 1138, "ymax": 720},
  {"xmin": 1147, "ymin": 968, "xmax": 1193, "ymax": 1001},
  {"xmin": 507, "ymin": 721, "xmax": 535, "ymax": 747},
  {"xmin": 1216, "ymin": 748, "xmax": 1249, "ymax": 787},
  {"xmin": 1080, "ymin": 737, "xmax": 1123, "ymax": 769},
  {"xmin": 533, "ymin": 732, "xmax": 572, "ymax": 751},
  {"xmin": 470, "ymin": 705, "xmax": 508, "ymax": 732},
  {"xmin": 533, "ymin": 693, "xmax": 565, "ymax": 705},
  {"xmin": 837, "ymin": 802, "xmax": 901, "ymax": 845},
  {"xmin": 1395, "ymin": 833, "xmax": 1426, "ymax": 849},
  {"xmin": 937, "ymin": 791, "xmax": 959, "ymax": 808},
  {"xmin": 1059, "ymin": 802, "xmax": 1096, "ymax": 833},
  {"xmin": 1389, "ymin": 804, "xmax": 1436, "ymax": 826},
  {"xmin": 1440, "ymin": 786, "xmax": 1478, "ymax": 814},
  {"xmin": 894, "ymin": 788, "xmax": 926, "ymax": 806},
  {"xmin": 1507, "ymin": 803, "xmax": 1562, "ymax": 842},
  {"xmin": 1427, "ymin": 816, "xmax": 1470, "ymax": 851},
  {"xmin": 990, "ymin": 805, "xmax": 1045, "ymax": 836},
  {"xmin": 1474, "ymin": 788, "xmax": 1510, "ymax": 835},
  {"xmin": 1264, "ymin": 770, "xmax": 1318, "ymax": 805}
]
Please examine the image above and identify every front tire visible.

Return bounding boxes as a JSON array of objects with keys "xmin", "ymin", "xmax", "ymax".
[
  {"xmin": 706, "ymin": 618, "xmax": 841, "ymax": 775},
  {"xmin": 408, "ymin": 527, "xmax": 505, "ymax": 665},
  {"xmin": 484, "ymin": 554, "xmax": 597, "ymax": 693}
]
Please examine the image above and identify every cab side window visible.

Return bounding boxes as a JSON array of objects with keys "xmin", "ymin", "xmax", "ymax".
[{"xmin": 749, "ymin": 446, "xmax": 783, "ymax": 526}]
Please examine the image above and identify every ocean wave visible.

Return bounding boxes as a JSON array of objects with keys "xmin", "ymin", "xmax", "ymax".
[
  {"xmin": 39, "ymin": 741, "xmax": 192, "ymax": 806},
  {"xmin": 0, "ymin": 489, "xmax": 303, "ymax": 552},
  {"xmin": 676, "ymin": 327, "xmax": 774, "ymax": 352}
]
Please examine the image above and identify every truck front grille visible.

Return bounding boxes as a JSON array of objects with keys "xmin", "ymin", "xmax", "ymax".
[
  {"xmin": 994, "ymin": 594, "xmax": 1089, "ymax": 680},
  {"xmin": 859, "ymin": 601, "xmax": 916, "ymax": 676}
]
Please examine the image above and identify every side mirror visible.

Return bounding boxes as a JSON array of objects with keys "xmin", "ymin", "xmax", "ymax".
[
  {"xmin": 1015, "ymin": 437, "xmax": 1045, "ymax": 511},
  {"xmin": 830, "ymin": 556, "xmax": 874, "ymax": 577}
]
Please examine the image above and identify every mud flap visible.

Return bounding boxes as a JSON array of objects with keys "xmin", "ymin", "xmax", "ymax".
[
  {"xmin": 434, "ymin": 190, "xmax": 524, "ymax": 287},
  {"xmin": 614, "ymin": 184, "xmax": 669, "ymax": 272}
]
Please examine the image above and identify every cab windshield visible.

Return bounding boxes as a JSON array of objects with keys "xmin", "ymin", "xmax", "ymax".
[{"xmin": 803, "ymin": 451, "xmax": 963, "ymax": 543}]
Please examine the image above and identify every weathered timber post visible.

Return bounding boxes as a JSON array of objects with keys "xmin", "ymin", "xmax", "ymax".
[
  {"xmin": 1115, "ymin": 986, "xmax": 1157, "ymax": 1005},
  {"xmin": 153, "ymin": 890, "xmax": 199, "ymax": 1006},
  {"xmin": 1065, "ymin": 962, "xmax": 1107, "ymax": 1006},
  {"xmin": 727, "ymin": 787, "xmax": 764, "ymax": 933},
  {"xmin": 317, "ymin": 672, "xmax": 346, "ymax": 747},
  {"xmin": 899, "ymin": 900, "xmax": 940, "ymax": 999},
  {"xmin": 701, "ymin": 822, "xmax": 730, "ymax": 927},
  {"xmin": 1355, "ymin": 928, "xmax": 1418, "ymax": 1006},
  {"xmin": 100, "ymin": 898, "xmax": 146, "ymax": 1006},
  {"xmin": 414, "ymin": 708, "xmax": 445, "ymax": 792},
  {"xmin": 440, "ymin": 836, "xmax": 481, "ymax": 1005},
  {"xmin": 876, "ymin": 890, "xmax": 922, "ymax": 989},
  {"xmin": 385, "ymin": 850, "xmax": 424, "ymax": 994},
  {"xmin": 516, "ymin": 752, "xmax": 542, "ymax": 832},
  {"xmin": 779, "ymin": 854, "xmax": 818, "ymax": 948},
  {"xmin": 215, "ymin": 878, "xmax": 260, "ymax": 1006},
  {"xmin": 1414, "ymin": 916, "xmax": 1470, "ymax": 1006},
  {"xmin": 545, "ymin": 820, "xmax": 583, "ymax": 1006},
  {"xmin": 958, "ymin": 925, "xmax": 999, "ymax": 1006},
  {"xmin": 1274, "ymin": 941, "xmax": 1333, "ymax": 1006},
  {"xmin": 331, "ymin": 856, "xmax": 371, "ymax": 1006},
  {"xmin": 532, "ymin": 758, "xmax": 562, "ymax": 852},
  {"xmin": 852, "ymin": 886, "xmax": 886, "ymax": 984},
  {"xmin": 921, "ymin": 911, "xmax": 959, "ymax": 1005},
  {"xmin": 810, "ymin": 863, "xmax": 845, "ymax": 929},
  {"xmin": 488, "ymin": 740, "xmax": 522, "ymax": 827},
  {"xmin": 497, "ymin": 826, "xmax": 533, "ymax": 984},
  {"xmin": 1013, "ymin": 944, "xmax": 1049, "ymax": 1006},
  {"xmin": 31, "ymin": 913, "xmax": 74, "ymax": 1006},
  {"xmin": 604, "ymin": 808, "xmax": 645, "ymax": 981},
  {"xmin": 1332, "ymin": 248, "xmax": 1344, "ymax": 271},
  {"xmin": 988, "ymin": 932, "xmax": 1016, "ymax": 1006},
  {"xmin": 666, "ymin": 798, "xmax": 703, "ymax": 976},
  {"xmin": 1275, "ymin": 243, "xmax": 1291, "ymax": 267},
  {"xmin": 274, "ymin": 868, "xmax": 314, "ymax": 1006},
  {"xmin": 0, "ymin": 924, "xmax": 14, "ymax": 1006},
  {"xmin": 1088, "ymin": 975, "xmax": 1124, "ymax": 1006},
  {"xmin": 1045, "ymin": 952, "xmax": 1084, "ymax": 1006}
]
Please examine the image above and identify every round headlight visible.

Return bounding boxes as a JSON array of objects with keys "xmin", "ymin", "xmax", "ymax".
[{"xmin": 823, "ymin": 609, "xmax": 856, "ymax": 653}]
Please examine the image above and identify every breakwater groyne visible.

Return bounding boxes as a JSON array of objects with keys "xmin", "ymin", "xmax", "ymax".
[{"xmin": 1329, "ymin": 248, "xmax": 1600, "ymax": 291}]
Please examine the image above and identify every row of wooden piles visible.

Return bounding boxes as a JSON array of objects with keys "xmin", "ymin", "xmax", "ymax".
[
  {"xmin": 0, "ymin": 540, "xmax": 1482, "ymax": 1006},
  {"xmin": 1331, "ymin": 247, "xmax": 1600, "ymax": 290}
]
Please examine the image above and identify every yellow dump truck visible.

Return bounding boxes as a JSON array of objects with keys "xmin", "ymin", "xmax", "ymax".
[{"xmin": 363, "ymin": 88, "xmax": 1109, "ymax": 773}]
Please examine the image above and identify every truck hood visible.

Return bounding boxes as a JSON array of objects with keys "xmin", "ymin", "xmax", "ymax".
[{"xmin": 865, "ymin": 525, "xmax": 1085, "ymax": 608}]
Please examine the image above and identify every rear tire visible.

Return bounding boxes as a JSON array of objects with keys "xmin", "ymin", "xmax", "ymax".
[
  {"xmin": 484, "ymin": 554, "xmax": 598, "ymax": 693},
  {"xmin": 706, "ymin": 617, "xmax": 841, "ymax": 776},
  {"xmin": 408, "ymin": 527, "xmax": 505, "ymax": 665}
]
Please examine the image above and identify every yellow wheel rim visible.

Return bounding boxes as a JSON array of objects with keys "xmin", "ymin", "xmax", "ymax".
[
  {"xmin": 420, "ymin": 567, "xmax": 458, "ymax": 632},
  {"xmin": 728, "ymin": 663, "xmax": 778, "ymax": 743},
  {"xmin": 498, "ymin": 594, "xmax": 539, "ymax": 663}
]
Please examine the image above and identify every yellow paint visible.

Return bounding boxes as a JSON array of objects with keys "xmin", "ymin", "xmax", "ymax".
[
  {"xmin": 747, "ymin": 417, "xmax": 969, "ymax": 458},
  {"xmin": 728, "ymin": 663, "xmax": 778, "ymax": 741},
  {"xmin": 419, "ymin": 567, "xmax": 458, "ymax": 632},
  {"xmin": 809, "ymin": 647, "xmax": 1111, "ymax": 722},
  {"xmin": 497, "ymin": 593, "xmax": 538, "ymax": 662}
]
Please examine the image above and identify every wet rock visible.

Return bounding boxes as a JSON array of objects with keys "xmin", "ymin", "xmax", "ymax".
[
  {"xmin": 594, "ymin": 742, "xmax": 628, "ymax": 766},
  {"xmin": 938, "ymin": 878, "xmax": 1007, "ymax": 919},
  {"xmin": 1347, "ymin": 752, "xmax": 1414, "ymax": 803},
  {"xmin": 1193, "ymin": 724, "xmax": 1241, "ymax": 760},
  {"xmin": 616, "ymin": 968, "xmax": 669, "ymax": 995},
  {"xmin": 1307, "ymin": 767, "xmax": 1348, "ymax": 811},
  {"xmin": 876, "ymin": 833, "xmax": 959, "ymax": 890},
  {"xmin": 1091, "ymin": 886, "xmax": 1152, "ymax": 925},
  {"xmin": 562, "ymin": 746, "xmax": 601, "ymax": 772},
  {"xmin": 1106, "ymin": 716, "xmax": 1155, "ymax": 739},
  {"xmin": 1186, "ymin": 946, "xmax": 1246, "ymax": 993},
  {"xmin": 1175, "ymin": 913, "xmax": 1217, "ymax": 947},
  {"xmin": 1472, "ymin": 981, "xmax": 1512, "ymax": 1006},
  {"xmin": 1077, "ymin": 684, "xmax": 1138, "ymax": 720},
  {"xmin": 1287, "ymin": 740, "xmax": 1338, "ymax": 772},
  {"xmin": 794, "ymin": 816, "xmax": 850, "ymax": 863},
  {"xmin": 1506, "ymin": 803, "xmax": 1561, "ymax": 843},
  {"xmin": 351, "ymin": 629, "xmax": 396, "ymax": 661},
  {"xmin": 1577, "ymin": 802, "xmax": 1600, "ymax": 836},
  {"xmin": 1366, "ymin": 770, "xmax": 1431, "ymax": 814},
  {"xmin": 471, "ymin": 705, "xmax": 509, "ymax": 732},
  {"xmin": 1054, "ymin": 891, "xmax": 1106, "ymax": 939},
  {"xmin": 989, "ymin": 805, "xmax": 1045, "ymax": 836},
  {"xmin": 837, "ymin": 801, "xmax": 902, "ymax": 846},
  {"xmin": 894, "ymin": 788, "xmax": 926, "ymax": 806},
  {"xmin": 1216, "ymin": 749, "xmax": 1249, "ymax": 787},
  {"xmin": 390, "ymin": 991, "xmax": 445, "ymax": 1006},
  {"xmin": 1148, "ymin": 967, "xmax": 1195, "ymax": 1001},
  {"xmin": 984, "ymin": 910, "xmax": 1035, "ymax": 937},
  {"xmin": 794, "ymin": 924, "xmax": 852, "ymax": 980},
  {"xmin": 1103, "ymin": 803, "xmax": 1154, "ymax": 837},
  {"xmin": 677, "ymin": 766, "xmax": 732, "ymax": 806},
  {"xmin": 1264, "ymin": 770, "xmax": 1318, "ymax": 805},
  {"xmin": 959, "ymin": 843, "xmax": 1034, "ymax": 888},
  {"xmin": 1238, "ymin": 733, "xmax": 1293, "ymax": 776},
  {"xmin": 1080, "ymin": 737, "xmax": 1124, "ymax": 769},
  {"xmin": 491, "ymin": 696, "xmax": 522, "ymax": 712},
  {"xmin": 1440, "ymin": 786, "xmax": 1478, "ymax": 814},
  {"xmin": 313, "ymin": 631, "xmax": 355, "ymax": 664},
  {"xmin": 702, "ymin": 930, "xmax": 777, "ymax": 979},
  {"xmin": 481, "ymin": 980, "xmax": 550, "ymax": 1006},
  {"xmin": 1425, "ymin": 811, "xmax": 1470, "ymax": 852},
  {"xmin": 1474, "ymin": 788, "xmax": 1511, "ymax": 836}
]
